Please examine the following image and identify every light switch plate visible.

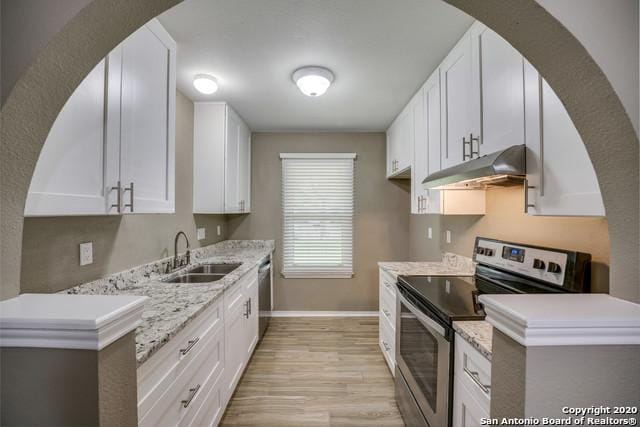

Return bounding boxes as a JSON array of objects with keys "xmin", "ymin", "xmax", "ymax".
[
  {"xmin": 80, "ymin": 242, "xmax": 93, "ymax": 266},
  {"xmin": 217, "ymin": 225, "xmax": 221, "ymax": 236},
  {"xmin": 428, "ymin": 227, "xmax": 433, "ymax": 239},
  {"xmin": 446, "ymin": 230, "xmax": 452, "ymax": 244},
  {"xmin": 197, "ymin": 228, "xmax": 206, "ymax": 240}
]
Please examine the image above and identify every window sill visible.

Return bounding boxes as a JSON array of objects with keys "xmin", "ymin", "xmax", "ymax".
[{"xmin": 281, "ymin": 273, "xmax": 354, "ymax": 279}]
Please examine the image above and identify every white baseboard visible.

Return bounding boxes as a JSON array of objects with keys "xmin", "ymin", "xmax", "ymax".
[{"xmin": 270, "ymin": 311, "xmax": 378, "ymax": 318}]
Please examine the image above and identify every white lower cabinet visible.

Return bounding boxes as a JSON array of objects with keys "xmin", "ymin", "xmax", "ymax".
[
  {"xmin": 378, "ymin": 268, "xmax": 397, "ymax": 375},
  {"xmin": 138, "ymin": 266, "xmax": 259, "ymax": 426},
  {"xmin": 453, "ymin": 334, "xmax": 491, "ymax": 427}
]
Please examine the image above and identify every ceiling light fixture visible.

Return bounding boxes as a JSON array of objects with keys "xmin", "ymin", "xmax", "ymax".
[
  {"xmin": 292, "ymin": 66, "xmax": 334, "ymax": 97},
  {"xmin": 193, "ymin": 74, "xmax": 219, "ymax": 95}
]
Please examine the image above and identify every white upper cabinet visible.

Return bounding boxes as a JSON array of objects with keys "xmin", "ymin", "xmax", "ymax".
[
  {"xmin": 410, "ymin": 89, "xmax": 426, "ymax": 214},
  {"xmin": 440, "ymin": 30, "xmax": 477, "ymax": 169},
  {"xmin": 193, "ymin": 102, "xmax": 251, "ymax": 214},
  {"xmin": 26, "ymin": 60, "xmax": 109, "ymax": 216},
  {"xmin": 25, "ymin": 20, "xmax": 176, "ymax": 216},
  {"xmin": 523, "ymin": 61, "xmax": 605, "ymax": 217},
  {"xmin": 470, "ymin": 22, "xmax": 525, "ymax": 155},
  {"xmin": 412, "ymin": 69, "xmax": 442, "ymax": 215},
  {"xmin": 117, "ymin": 21, "xmax": 176, "ymax": 214},
  {"xmin": 386, "ymin": 104, "xmax": 412, "ymax": 178}
]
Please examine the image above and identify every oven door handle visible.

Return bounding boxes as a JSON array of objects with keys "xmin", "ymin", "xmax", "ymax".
[{"xmin": 399, "ymin": 293, "xmax": 447, "ymax": 337}]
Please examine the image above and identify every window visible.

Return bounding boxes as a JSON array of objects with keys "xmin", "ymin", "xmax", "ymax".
[{"xmin": 281, "ymin": 153, "xmax": 355, "ymax": 278}]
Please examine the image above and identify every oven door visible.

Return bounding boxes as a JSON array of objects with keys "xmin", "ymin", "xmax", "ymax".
[{"xmin": 396, "ymin": 289, "xmax": 452, "ymax": 427}]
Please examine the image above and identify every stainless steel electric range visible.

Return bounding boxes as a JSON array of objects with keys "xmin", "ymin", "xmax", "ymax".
[{"xmin": 394, "ymin": 237, "xmax": 592, "ymax": 427}]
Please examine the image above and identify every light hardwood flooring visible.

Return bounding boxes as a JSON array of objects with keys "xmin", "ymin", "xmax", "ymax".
[{"xmin": 220, "ymin": 317, "xmax": 404, "ymax": 426}]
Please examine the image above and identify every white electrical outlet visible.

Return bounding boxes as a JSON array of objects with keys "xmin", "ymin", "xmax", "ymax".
[
  {"xmin": 428, "ymin": 227, "xmax": 433, "ymax": 239},
  {"xmin": 446, "ymin": 230, "xmax": 452, "ymax": 244},
  {"xmin": 217, "ymin": 225, "xmax": 221, "ymax": 236},
  {"xmin": 79, "ymin": 242, "xmax": 93, "ymax": 266},
  {"xmin": 197, "ymin": 228, "xmax": 206, "ymax": 240}
]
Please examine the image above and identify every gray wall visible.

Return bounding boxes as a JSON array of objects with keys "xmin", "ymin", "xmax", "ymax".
[
  {"xmin": 491, "ymin": 329, "xmax": 640, "ymax": 421},
  {"xmin": 227, "ymin": 132, "xmax": 410, "ymax": 311},
  {"xmin": 20, "ymin": 91, "xmax": 228, "ymax": 293},
  {"xmin": 409, "ymin": 187, "xmax": 610, "ymax": 293}
]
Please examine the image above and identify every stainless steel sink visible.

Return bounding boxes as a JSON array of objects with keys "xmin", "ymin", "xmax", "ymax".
[
  {"xmin": 187, "ymin": 263, "xmax": 241, "ymax": 274},
  {"xmin": 164, "ymin": 273, "xmax": 225, "ymax": 284}
]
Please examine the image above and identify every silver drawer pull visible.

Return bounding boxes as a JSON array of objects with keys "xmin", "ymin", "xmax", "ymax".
[
  {"xmin": 181, "ymin": 384, "xmax": 201, "ymax": 408},
  {"xmin": 382, "ymin": 340, "xmax": 391, "ymax": 352},
  {"xmin": 179, "ymin": 337, "xmax": 200, "ymax": 356},
  {"xmin": 464, "ymin": 367, "xmax": 491, "ymax": 394},
  {"xmin": 383, "ymin": 309, "xmax": 391, "ymax": 317}
]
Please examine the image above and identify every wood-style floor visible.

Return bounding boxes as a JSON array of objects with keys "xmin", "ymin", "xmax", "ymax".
[{"xmin": 220, "ymin": 317, "xmax": 404, "ymax": 426}]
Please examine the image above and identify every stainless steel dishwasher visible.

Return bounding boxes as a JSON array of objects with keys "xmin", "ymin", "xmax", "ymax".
[{"xmin": 258, "ymin": 258, "xmax": 271, "ymax": 340}]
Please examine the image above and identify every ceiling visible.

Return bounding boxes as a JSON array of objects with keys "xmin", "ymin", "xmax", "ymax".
[{"xmin": 158, "ymin": 0, "xmax": 473, "ymax": 132}]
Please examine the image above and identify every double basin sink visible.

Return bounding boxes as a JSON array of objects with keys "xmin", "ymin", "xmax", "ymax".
[{"xmin": 163, "ymin": 263, "xmax": 241, "ymax": 284}]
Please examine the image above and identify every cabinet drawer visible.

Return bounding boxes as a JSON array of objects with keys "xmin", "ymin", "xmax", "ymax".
[
  {"xmin": 184, "ymin": 368, "xmax": 225, "ymax": 427},
  {"xmin": 138, "ymin": 298, "xmax": 223, "ymax": 419},
  {"xmin": 454, "ymin": 334, "xmax": 491, "ymax": 408},
  {"xmin": 379, "ymin": 269, "xmax": 397, "ymax": 300},
  {"xmin": 379, "ymin": 314, "xmax": 395, "ymax": 375},
  {"xmin": 453, "ymin": 375, "xmax": 490, "ymax": 426},
  {"xmin": 140, "ymin": 323, "xmax": 225, "ymax": 427},
  {"xmin": 379, "ymin": 285, "xmax": 396, "ymax": 329}
]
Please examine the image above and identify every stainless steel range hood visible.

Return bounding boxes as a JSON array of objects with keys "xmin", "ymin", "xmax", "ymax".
[{"xmin": 422, "ymin": 145, "xmax": 525, "ymax": 189}]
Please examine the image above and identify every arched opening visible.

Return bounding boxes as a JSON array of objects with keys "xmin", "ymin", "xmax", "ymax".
[{"xmin": 0, "ymin": 0, "xmax": 637, "ymax": 302}]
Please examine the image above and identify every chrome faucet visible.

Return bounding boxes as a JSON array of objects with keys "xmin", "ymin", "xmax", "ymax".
[{"xmin": 173, "ymin": 231, "xmax": 191, "ymax": 270}]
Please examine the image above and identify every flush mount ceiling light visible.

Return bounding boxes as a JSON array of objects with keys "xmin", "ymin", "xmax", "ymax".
[
  {"xmin": 193, "ymin": 74, "xmax": 219, "ymax": 94},
  {"xmin": 292, "ymin": 66, "xmax": 334, "ymax": 97}
]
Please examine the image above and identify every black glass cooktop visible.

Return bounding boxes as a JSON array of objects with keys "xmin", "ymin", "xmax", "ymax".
[{"xmin": 398, "ymin": 267, "xmax": 567, "ymax": 325}]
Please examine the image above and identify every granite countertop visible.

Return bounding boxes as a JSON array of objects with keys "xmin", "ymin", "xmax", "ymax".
[
  {"xmin": 378, "ymin": 253, "xmax": 476, "ymax": 277},
  {"xmin": 64, "ymin": 240, "xmax": 274, "ymax": 366},
  {"xmin": 453, "ymin": 320, "xmax": 493, "ymax": 360}
]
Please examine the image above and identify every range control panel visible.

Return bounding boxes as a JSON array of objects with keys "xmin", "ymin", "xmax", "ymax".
[{"xmin": 474, "ymin": 238, "xmax": 569, "ymax": 287}]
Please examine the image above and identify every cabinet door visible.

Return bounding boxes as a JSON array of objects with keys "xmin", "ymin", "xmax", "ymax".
[
  {"xmin": 225, "ymin": 107, "xmax": 242, "ymax": 213},
  {"xmin": 25, "ymin": 59, "xmax": 108, "ymax": 216},
  {"xmin": 424, "ymin": 70, "xmax": 442, "ymax": 214},
  {"xmin": 246, "ymin": 276, "xmax": 259, "ymax": 357},
  {"xmin": 224, "ymin": 289, "xmax": 247, "ymax": 404},
  {"xmin": 441, "ymin": 31, "xmax": 475, "ymax": 169},
  {"xmin": 386, "ymin": 121, "xmax": 398, "ymax": 177},
  {"xmin": 193, "ymin": 103, "xmax": 226, "ymax": 213},
  {"xmin": 523, "ymin": 62, "xmax": 604, "ymax": 216},
  {"xmin": 472, "ymin": 23, "xmax": 525, "ymax": 155},
  {"xmin": 395, "ymin": 106, "xmax": 412, "ymax": 173},
  {"xmin": 238, "ymin": 119, "xmax": 251, "ymax": 213},
  {"xmin": 411, "ymin": 90, "xmax": 426, "ymax": 214},
  {"xmin": 119, "ymin": 22, "xmax": 176, "ymax": 214}
]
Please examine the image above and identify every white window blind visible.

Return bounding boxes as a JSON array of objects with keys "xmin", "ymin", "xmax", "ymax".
[{"xmin": 281, "ymin": 153, "xmax": 356, "ymax": 278}]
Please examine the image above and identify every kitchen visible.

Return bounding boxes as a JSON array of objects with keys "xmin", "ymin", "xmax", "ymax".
[{"xmin": 1, "ymin": 0, "xmax": 639, "ymax": 426}]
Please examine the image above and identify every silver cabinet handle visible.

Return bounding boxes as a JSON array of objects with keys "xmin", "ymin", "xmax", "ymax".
[
  {"xmin": 248, "ymin": 297, "xmax": 252, "ymax": 315},
  {"xmin": 110, "ymin": 181, "xmax": 122, "ymax": 213},
  {"xmin": 181, "ymin": 384, "xmax": 201, "ymax": 408},
  {"xmin": 383, "ymin": 309, "xmax": 391, "ymax": 318},
  {"xmin": 123, "ymin": 182, "xmax": 134, "ymax": 212},
  {"xmin": 463, "ymin": 133, "xmax": 480, "ymax": 160},
  {"xmin": 382, "ymin": 340, "xmax": 391, "ymax": 352},
  {"xmin": 385, "ymin": 282, "xmax": 394, "ymax": 291},
  {"xmin": 179, "ymin": 337, "xmax": 200, "ymax": 356},
  {"xmin": 464, "ymin": 367, "xmax": 491, "ymax": 394},
  {"xmin": 524, "ymin": 179, "xmax": 535, "ymax": 213},
  {"xmin": 243, "ymin": 300, "xmax": 249, "ymax": 318}
]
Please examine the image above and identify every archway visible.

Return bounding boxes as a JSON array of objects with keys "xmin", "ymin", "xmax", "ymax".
[{"xmin": 1, "ymin": 0, "xmax": 638, "ymax": 301}]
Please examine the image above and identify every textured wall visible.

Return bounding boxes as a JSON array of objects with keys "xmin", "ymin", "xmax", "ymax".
[
  {"xmin": 0, "ymin": 0, "xmax": 638, "ymax": 302},
  {"xmin": 227, "ymin": 132, "xmax": 410, "ymax": 311},
  {"xmin": 409, "ymin": 187, "xmax": 610, "ymax": 293},
  {"xmin": 20, "ymin": 91, "xmax": 227, "ymax": 293}
]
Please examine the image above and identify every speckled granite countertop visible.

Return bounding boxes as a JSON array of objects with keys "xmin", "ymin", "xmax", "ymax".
[
  {"xmin": 378, "ymin": 253, "xmax": 476, "ymax": 277},
  {"xmin": 63, "ymin": 240, "xmax": 274, "ymax": 366},
  {"xmin": 453, "ymin": 320, "xmax": 493, "ymax": 360}
]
